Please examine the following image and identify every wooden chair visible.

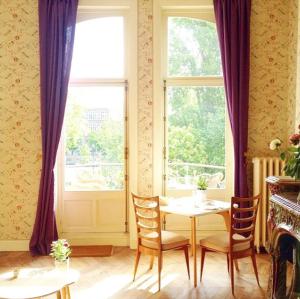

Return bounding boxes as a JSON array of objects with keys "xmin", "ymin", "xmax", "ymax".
[
  {"xmin": 132, "ymin": 193, "xmax": 190, "ymax": 290},
  {"xmin": 199, "ymin": 194, "xmax": 261, "ymax": 295}
]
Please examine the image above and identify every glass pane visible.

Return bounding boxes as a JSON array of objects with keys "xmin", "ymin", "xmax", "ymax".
[
  {"xmin": 168, "ymin": 17, "xmax": 222, "ymax": 77},
  {"xmin": 167, "ymin": 86, "xmax": 225, "ymax": 189},
  {"xmin": 64, "ymin": 86, "xmax": 125, "ymax": 191},
  {"xmin": 71, "ymin": 17, "xmax": 124, "ymax": 78}
]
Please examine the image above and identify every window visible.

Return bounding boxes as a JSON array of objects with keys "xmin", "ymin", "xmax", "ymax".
[
  {"xmin": 64, "ymin": 17, "xmax": 126, "ymax": 191},
  {"xmin": 58, "ymin": 10, "xmax": 132, "ymax": 234},
  {"xmin": 161, "ymin": 12, "xmax": 231, "ymax": 197}
]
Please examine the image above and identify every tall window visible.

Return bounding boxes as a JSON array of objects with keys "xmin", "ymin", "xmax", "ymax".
[
  {"xmin": 65, "ymin": 17, "xmax": 126, "ymax": 191},
  {"xmin": 59, "ymin": 14, "xmax": 129, "ymax": 234},
  {"xmin": 164, "ymin": 14, "xmax": 227, "ymax": 194}
]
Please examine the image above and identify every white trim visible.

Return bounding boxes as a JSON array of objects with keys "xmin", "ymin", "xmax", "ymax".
[
  {"xmin": 166, "ymin": 77, "xmax": 223, "ymax": 86},
  {"xmin": 0, "ymin": 240, "xmax": 29, "ymax": 251}
]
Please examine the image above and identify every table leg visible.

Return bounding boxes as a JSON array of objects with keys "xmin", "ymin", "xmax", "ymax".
[
  {"xmin": 191, "ymin": 228, "xmax": 194, "ymax": 257},
  {"xmin": 61, "ymin": 287, "xmax": 67, "ymax": 299},
  {"xmin": 66, "ymin": 286, "xmax": 71, "ymax": 299},
  {"xmin": 191, "ymin": 216, "xmax": 197, "ymax": 287}
]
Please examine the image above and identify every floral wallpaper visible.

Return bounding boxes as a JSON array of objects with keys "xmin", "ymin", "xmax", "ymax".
[
  {"xmin": 287, "ymin": 0, "xmax": 298, "ymax": 135},
  {"xmin": 248, "ymin": 0, "xmax": 291, "ymax": 159},
  {"xmin": 0, "ymin": 0, "xmax": 41, "ymax": 240},
  {"xmin": 137, "ymin": 0, "xmax": 153, "ymax": 196},
  {"xmin": 296, "ymin": 3, "xmax": 300, "ymax": 128}
]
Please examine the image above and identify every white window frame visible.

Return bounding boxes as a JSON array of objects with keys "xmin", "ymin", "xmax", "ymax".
[
  {"xmin": 153, "ymin": 0, "xmax": 234, "ymax": 201},
  {"xmin": 56, "ymin": 0, "xmax": 138, "ymax": 246}
]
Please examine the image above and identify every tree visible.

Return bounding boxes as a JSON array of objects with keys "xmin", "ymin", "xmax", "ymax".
[{"xmin": 167, "ymin": 17, "xmax": 225, "ymax": 174}]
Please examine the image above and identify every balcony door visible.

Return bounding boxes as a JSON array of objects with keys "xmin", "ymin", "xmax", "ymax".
[{"xmin": 58, "ymin": 14, "xmax": 128, "ymax": 235}]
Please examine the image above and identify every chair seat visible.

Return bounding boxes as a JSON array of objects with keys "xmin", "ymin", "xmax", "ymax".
[
  {"xmin": 141, "ymin": 230, "xmax": 189, "ymax": 251},
  {"xmin": 200, "ymin": 232, "xmax": 250, "ymax": 253}
]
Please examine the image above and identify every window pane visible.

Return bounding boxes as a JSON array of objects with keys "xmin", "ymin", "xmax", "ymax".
[
  {"xmin": 70, "ymin": 17, "xmax": 124, "ymax": 78},
  {"xmin": 167, "ymin": 86, "xmax": 225, "ymax": 189},
  {"xmin": 64, "ymin": 86, "xmax": 125, "ymax": 191},
  {"xmin": 168, "ymin": 17, "xmax": 222, "ymax": 77}
]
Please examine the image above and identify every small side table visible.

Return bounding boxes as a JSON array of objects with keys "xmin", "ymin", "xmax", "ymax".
[{"xmin": 0, "ymin": 267, "xmax": 79, "ymax": 299}]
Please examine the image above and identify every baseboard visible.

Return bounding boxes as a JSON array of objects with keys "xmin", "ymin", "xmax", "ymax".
[
  {"xmin": 0, "ymin": 240, "xmax": 29, "ymax": 251},
  {"xmin": 60, "ymin": 232, "xmax": 129, "ymax": 246}
]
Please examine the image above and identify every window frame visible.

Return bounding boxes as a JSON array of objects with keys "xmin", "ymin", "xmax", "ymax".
[
  {"xmin": 56, "ymin": 2, "xmax": 138, "ymax": 240},
  {"xmin": 153, "ymin": 3, "xmax": 234, "ymax": 201}
]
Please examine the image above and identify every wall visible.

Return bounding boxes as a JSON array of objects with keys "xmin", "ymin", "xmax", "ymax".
[
  {"xmin": 0, "ymin": 0, "xmax": 298, "ymax": 243},
  {"xmin": 287, "ymin": 0, "xmax": 298, "ymax": 135},
  {"xmin": 137, "ymin": 0, "xmax": 153, "ymax": 196},
  {"xmin": 0, "ymin": 0, "xmax": 41, "ymax": 241},
  {"xmin": 248, "ymin": 0, "xmax": 291, "ymax": 159}
]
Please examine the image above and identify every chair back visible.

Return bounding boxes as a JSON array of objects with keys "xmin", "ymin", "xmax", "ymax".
[
  {"xmin": 132, "ymin": 193, "xmax": 162, "ymax": 249},
  {"xmin": 229, "ymin": 194, "xmax": 261, "ymax": 252}
]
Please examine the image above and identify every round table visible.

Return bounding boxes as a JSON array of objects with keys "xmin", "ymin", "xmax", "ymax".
[{"xmin": 0, "ymin": 267, "xmax": 80, "ymax": 299}]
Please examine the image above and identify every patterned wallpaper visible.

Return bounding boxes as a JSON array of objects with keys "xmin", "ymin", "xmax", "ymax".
[
  {"xmin": 248, "ymin": 0, "xmax": 290, "ymax": 159},
  {"xmin": 296, "ymin": 3, "xmax": 300, "ymax": 128},
  {"xmin": 0, "ymin": 0, "xmax": 41, "ymax": 240},
  {"xmin": 137, "ymin": 0, "xmax": 153, "ymax": 196},
  {"xmin": 287, "ymin": 0, "xmax": 298, "ymax": 135}
]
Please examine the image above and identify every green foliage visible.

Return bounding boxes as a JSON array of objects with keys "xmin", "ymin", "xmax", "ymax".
[
  {"xmin": 197, "ymin": 176, "xmax": 208, "ymax": 190},
  {"xmin": 283, "ymin": 147, "xmax": 300, "ymax": 179},
  {"xmin": 50, "ymin": 239, "xmax": 71, "ymax": 262},
  {"xmin": 87, "ymin": 120, "xmax": 124, "ymax": 162},
  {"xmin": 167, "ymin": 17, "xmax": 225, "ymax": 175}
]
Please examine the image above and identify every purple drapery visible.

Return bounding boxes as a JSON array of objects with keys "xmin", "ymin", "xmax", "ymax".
[
  {"xmin": 213, "ymin": 0, "xmax": 251, "ymax": 197},
  {"xmin": 30, "ymin": 0, "xmax": 78, "ymax": 255}
]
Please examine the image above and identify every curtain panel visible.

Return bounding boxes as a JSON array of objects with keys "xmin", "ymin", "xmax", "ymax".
[
  {"xmin": 30, "ymin": 0, "xmax": 78, "ymax": 255},
  {"xmin": 213, "ymin": 0, "xmax": 251, "ymax": 197}
]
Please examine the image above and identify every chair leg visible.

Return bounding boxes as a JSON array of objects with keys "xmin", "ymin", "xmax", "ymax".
[
  {"xmin": 251, "ymin": 253, "xmax": 260, "ymax": 286},
  {"xmin": 229, "ymin": 255, "xmax": 235, "ymax": 295},
  {"xmin": 149, "ymin": 255, "xmax": 154, "ymax": 270},
  {"xmin": 234, "ymin": 260, "xmax": 239, "ymax": 272},
  {"xmin": 158, "ymin": 253, "xmax": 163, "ymax": 291},
  {"xmin": 133, "ymin": 250, "xmax": 141, "ymax": 281},
  {"xmin": 226, "ymin": 254, "xmax": 229, "ymax": 273},
  {"xmin": 200, "ymin": 247, "xmax": 206, "ymax": 281},
  {"xmin": 183, "ymin": 246, "xmax": 190, "ymax": 279}
]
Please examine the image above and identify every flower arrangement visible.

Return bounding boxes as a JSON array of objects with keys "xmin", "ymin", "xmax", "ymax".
[
  {"xmin": 269, "ymin": 124, "xmax": 300, "ymax": 180},
  {"xmin": 50, "ymin": 239, "xmax": 71, "ymax": 262}
]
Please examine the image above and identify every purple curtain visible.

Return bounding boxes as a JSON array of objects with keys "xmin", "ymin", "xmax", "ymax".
[
  {"xmin": 30, "ymin": 0, "xmax": 78, "ymax": 255},
  {"xmin": 213, "ymin": 0, "xmax": 251, "ymax": 197}
]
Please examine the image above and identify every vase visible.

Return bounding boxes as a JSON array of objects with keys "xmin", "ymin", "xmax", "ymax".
[
  {"xmin": 54, "ymin": 258, "xmax": 70, "ymax": 270},
  {"xmin": 194, "ymin": 189, "xmax": 207, "ymax": 207}
]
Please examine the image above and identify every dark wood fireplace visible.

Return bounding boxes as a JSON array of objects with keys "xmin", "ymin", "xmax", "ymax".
[{"xmin": 266, "ymin": 177, "xmax": 300, "ymax": 299}]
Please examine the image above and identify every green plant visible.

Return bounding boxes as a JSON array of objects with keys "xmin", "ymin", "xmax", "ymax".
[
  {"xmin": 197, "ymin": 176, "xmax": 208, "ymax": 190},
  {"xmin": 50, "ymin": 239, "xmax": 71, "ymax": 262},
  {"xmin": 270, "ymin": 124, "xmax": 300, "ymax": 180}
]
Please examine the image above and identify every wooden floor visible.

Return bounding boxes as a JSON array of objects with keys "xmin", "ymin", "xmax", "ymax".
[{"xmin": 0, "ymin": 247, "xmax": 271, "ymax": 299}]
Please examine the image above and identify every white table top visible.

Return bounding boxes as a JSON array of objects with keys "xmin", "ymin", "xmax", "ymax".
[
  {"xmin": 0, "ymin": 267, "xmax": 80, "ymax": 299},
  {"xmin": 160, "ymin": 197, "xmax": 230, "ymax": 217}
]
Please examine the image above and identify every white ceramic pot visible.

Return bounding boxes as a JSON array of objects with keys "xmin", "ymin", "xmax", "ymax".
[
  {"xmin": 54, "ymin": 258, "xmax": 70, "ymax": 270},
  {"xmin": 197, "ymin": 189, "xmax": 207, "ymax": 201}
]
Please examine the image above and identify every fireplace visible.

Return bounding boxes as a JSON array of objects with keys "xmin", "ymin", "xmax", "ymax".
[{"xmin": 266, "ymin": 177, "xmax": 300, "ymax": 299}]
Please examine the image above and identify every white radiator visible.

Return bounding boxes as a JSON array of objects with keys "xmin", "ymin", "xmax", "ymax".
[{"xmin": 252, "ymin": 157, "xmax": 284, "ymax": 252}]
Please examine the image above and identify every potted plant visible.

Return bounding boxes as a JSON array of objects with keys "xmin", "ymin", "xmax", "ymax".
[
  {"xmin": 196, "ymin": 176, "xmax": 208, "ymax": 201},
  {"xmin": 50, "ymin": 239, "xmax": 72, "ymax": 269},
  {"xmin": 269, "ymin": 124, "xmax": 300, "ymax": 180}
]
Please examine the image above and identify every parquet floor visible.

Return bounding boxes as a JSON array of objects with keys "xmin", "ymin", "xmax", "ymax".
[{"xmin": 0, "ymin": 247, "xmax": 271, "ymax": 299}]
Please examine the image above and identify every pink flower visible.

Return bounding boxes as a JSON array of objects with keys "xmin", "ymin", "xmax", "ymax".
[{"xmin": 289, "ymin": 133, "xmax": 300, "ymax": 145}]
